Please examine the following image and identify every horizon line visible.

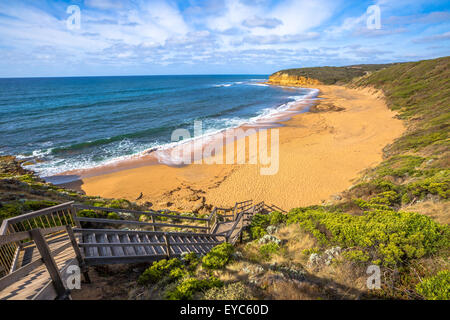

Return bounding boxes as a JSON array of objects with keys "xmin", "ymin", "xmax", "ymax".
[{"xmin": 0, "ymin": 73, "xmax": 271, "ymax": 80}]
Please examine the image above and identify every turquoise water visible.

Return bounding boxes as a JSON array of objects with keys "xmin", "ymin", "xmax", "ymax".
[{"xmin": 0, "ymin": 75, "xmax": 315, "ymax": 177}]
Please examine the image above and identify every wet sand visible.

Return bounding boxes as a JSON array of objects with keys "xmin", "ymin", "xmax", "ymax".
[{"xmin": 77, "ymin": 85, "xmax": 405, "ymax": 212}]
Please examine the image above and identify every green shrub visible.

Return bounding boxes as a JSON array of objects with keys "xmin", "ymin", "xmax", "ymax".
[
  {"xmin": 165, "ymin": 277, "xmax": 223, "ymax": 300},
  {"xmin": 250, "ymin": 226, "xmax": 267, "ymax": 239},
  {"xmin": 302, "ymin": 247, "xmax": 321, "ymax": 255},
  {"xmin": 182, "ymin": 252, "xmax": 200, "ymax": 271},
  {"xmin": 138, "ymin": 258, "xmax": 184, "ymax": 285},
  {"xmin": 401, "ymin": 193, "xmax": 411, "ymax": 205},
  {"xmin": 406, "ymin": 170, "xmax": 450, "ymax": 199},
  {"xmin": 108, "ymin": 199, "xmax": 131, "ymax": 209},
  {"xmin": 77, "ymin": 209, "xmax": 102, "ymax": 218},
  {"xmin": 107, "ymin": 212, "xmax": 120, "ymax": 220},
  {"xmin": 23, "ymin": 200, "xmax": 58, "ymax": 211},
  {"xmin": 342, "ymin": 249, "xmax": 370, "ymax": 263},
  {"xmin": 249, "ymin": 211, "xmax": 286, "ymax": 240},
  {"xmin": 259, "ymin": 242, "xmax": 280, "ymax": 260},
  {"xmin": 202, "ymin": 243, "xmax": 234, "ymax": 270},
  {"xmin": 375, "ymin": 155, "xmax": 425, "ymax": 178},
  {"xmin": 286, "ymin": 207, "xmax": 449, "ymax": 266},
  {"xmin": 368, "ymin": 191, "xmax": 401, "ymax": 206},
  {"xmin": 0, "ymin": 202, "xmax": 22, "ymax": 222},
  {"xmin": 416, "ymin": 270, "xmax": 450, "ymax": 300},
  {"xmin": 17, "ymin": 174, "xmax": 37, "ymax": 183},
  {"xmin": 269, "ymin": 211, "xmax": 286, "ymax": 225}
]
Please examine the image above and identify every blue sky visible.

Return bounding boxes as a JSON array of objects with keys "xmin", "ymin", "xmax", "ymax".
[{"xmin": 0, "ymin": 0, "xmax": 449, "ymax": 77}]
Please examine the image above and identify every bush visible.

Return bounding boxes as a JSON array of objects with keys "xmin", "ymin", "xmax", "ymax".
[
  {"xmin": 250, "ymin": 226, "xmax": 267, "ymax": 239},
  {"xmin": 286, "ymin": 207, "xmax": 449, "ymax": 266},
  {"xmin": 0, "ymin": 200, "xmax": 59, "ymax": 224},
  {"xmin": 406, "ymin": 170, "xmax": 450, "ymax": 199},
  {"xmin": 77, "ymin": 209, "xmax": 102, "ymax": 219},
  {"xmin": 107, "ymin": 212, "xmax": 120, "ymax": 220},
  {"xmin": 375, "ymin": 155, "xmax": 425, "ymax": 178},
  {"xmin": 108, "ymin": 199, "xmax": 131, "ymax": 209},
  {"xmin": 416, "ymin": 270, "xmax": 450, "ymax": 300},
  {"xmin": 202, "ymin": 243, "xmax": 234, "ymax": 270},
  {"xmin": 342, "ymin": 249, "xmax": 370, "ymax": 263},
  {"xmin": 165, "ymin": 277, "xmax": 223, "ymax": 300},
  {"xmin": 269, "ymin": 211, "xmax": 286, "ymax": 225},
  {"xmin": 259, "ymin": 242, "xmax": 280, "ymax": 260},
  {"xmin": 23, "ymin": 200, "xmax": 58, "ymax": 211},
  {"xmin": 181, "ymin": 252, "xmax": 200, "ymax": 271},
  {"xmin": 249, "ymin": 211, "xmax": 286, "ymax": 240},
  {"xmin": 138, "ymin": 258, "xmax": 184, "ymax": 285},
  {"xmin": 0, "ymin": 202, "xmax": 22, "ymax": 222}
]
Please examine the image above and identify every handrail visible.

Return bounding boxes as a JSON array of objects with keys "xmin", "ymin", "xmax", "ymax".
[
  {"xmin": 225, "ymin": 201, "xmax": 267, "ymax": 244},
  {"xmin": 74, "ymin": 216, "xmax": 209, "ymax": 231},
  {"xmin": 0, "ymin": 202, "xmax": 75, "ymax": 235},
  {"xmin": 0, "ymin": 225, "xmax": 80, "ymax": 299},
  {"xmin": 73, "ymin": 228, "xmax": 226, "ymax": 238},
  {"xmin": 74, "ymin": 204, "xmax": 209, "ymax": 222},
  {"xmin": 264, "ymin": 203, "xmax": 287, "ymax": 213},
  {"xmin": 226, "ymin": 204, "xmax": 255, "ymax": 242},
  {"xmin": 0, "ymin": 202, "xmax": 76, "ymax": 276}
]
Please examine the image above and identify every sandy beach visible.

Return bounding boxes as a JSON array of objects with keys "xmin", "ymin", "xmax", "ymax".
[{"xmin": 78, "ymin": 85, "xmax": 405, "ymax": 212}]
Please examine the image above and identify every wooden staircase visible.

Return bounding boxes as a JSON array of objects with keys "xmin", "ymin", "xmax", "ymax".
[
  {"xmin": 0, "ymin": 200, "xmax": 284, "ymax": 300},
  {"xmin": 76, "ymin": 229, "xmax": 223, "ymax": 266}
]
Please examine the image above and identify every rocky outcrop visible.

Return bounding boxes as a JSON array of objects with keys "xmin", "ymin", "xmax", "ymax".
[{"xmin": 267, "ymin": 72, "xmax": 321, "ymax": 86}]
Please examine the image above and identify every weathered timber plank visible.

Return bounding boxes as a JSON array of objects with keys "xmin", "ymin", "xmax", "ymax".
[
  {"xmin": 97, "ymin": 233, "xmax": 112, "ymax": 257},
  {"xmin": 109, "ymin": 234, "xmax": 125, "ymax": 257}
]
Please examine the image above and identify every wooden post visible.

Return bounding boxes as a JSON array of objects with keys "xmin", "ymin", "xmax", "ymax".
[
  {"xmin": 150, "ymin": 215, "xmax": 156, "ymax": 232},
  {"xmin": 163, "ymin": 233, "xmax": 171, "ymax": 258},
  {"xmin": 232, "ymin": 203, "xmax": 238, "ymax": 221},
  {"xmin": 30, "ymin": 229, "xmax": 69, "ymax": 299},
  {"xmin": 70, "ymin": 206, "xmax": 81, "ymax": 228},
  {"xmin": 65, "ymin": 225, "xmax": 90, "ymax": 284}
]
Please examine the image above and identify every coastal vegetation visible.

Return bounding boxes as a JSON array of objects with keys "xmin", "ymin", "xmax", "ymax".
[{"xmin": 269, "ymin": 63, "xmax": 395, "ymax": 85}]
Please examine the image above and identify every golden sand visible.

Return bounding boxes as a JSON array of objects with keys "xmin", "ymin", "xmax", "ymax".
[{"xmin": 79, "ymin": 85, "xmax": 405, "ymax": 211}]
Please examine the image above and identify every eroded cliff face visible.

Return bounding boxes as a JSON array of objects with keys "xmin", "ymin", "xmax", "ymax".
[{"xmin": 267, "ymin": 72, "xmax": 321, "ymax": 86}]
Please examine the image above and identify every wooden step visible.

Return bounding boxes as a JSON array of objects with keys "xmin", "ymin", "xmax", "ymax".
[
  {"xmin": 108, "ymin": 233, "xmax": 125, "ymax": 257},
  {"xmin": 129, "ymin": 234, "xmax": 146, "ymax": 256},
  {"xmin": 85, "ymin": 233, "xmax": 99, "ymax": 257},
  {"xmin": 119, "ymin": 234, "xmax": 136, "ymax": 256},
  {"xmin": 97, "ymin": 233, "xmax": 112, "ymax": 257}
]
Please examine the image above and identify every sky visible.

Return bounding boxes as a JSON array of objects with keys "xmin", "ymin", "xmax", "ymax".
[{"xmin": 0, "ymin": 0, "xmax": 449, "ymax": 77}]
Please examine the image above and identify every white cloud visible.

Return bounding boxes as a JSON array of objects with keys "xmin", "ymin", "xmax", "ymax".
[{"xmin": 85, "ymin": 0, "xmax": 124, "ymax": 10}]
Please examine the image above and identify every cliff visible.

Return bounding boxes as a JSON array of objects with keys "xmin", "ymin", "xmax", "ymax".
[
  {"xmin": 268, "ymin": 63, "xmax": 395, "ymax": 85},
  {"xmin": 267, "ymin": 72, "xmax": 322, "ymax": 86}
]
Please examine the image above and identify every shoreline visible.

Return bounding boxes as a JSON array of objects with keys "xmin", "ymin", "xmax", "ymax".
[
  {"xmin": 69, "ymin": 84, "xmax": 405, "ymax": 211},
  {"xmin": 51, "ymin": 86, "xmax": 319, "ymax": 186}
]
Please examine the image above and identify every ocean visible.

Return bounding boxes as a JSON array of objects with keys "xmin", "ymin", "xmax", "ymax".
[{"xmin": 0, "ymin": 75, "xmax": 317, "ymax": 179}]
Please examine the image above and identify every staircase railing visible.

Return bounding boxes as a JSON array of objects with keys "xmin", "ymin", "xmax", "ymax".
[
  {"xmin": 226, "ymin": 201, "xmax": 265, "ymax": 244},
  {"xmin": 0, "ymin": 202, "xmax": 78, "ymax": 276},
  {"xmin": 0, "ymin": 225, "xmax": 81, "ymax": 299}
]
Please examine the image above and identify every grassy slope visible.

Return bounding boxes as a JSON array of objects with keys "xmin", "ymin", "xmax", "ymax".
[{"xmin": 0, "ymin": 156, "xmax": 144, "ymax": 223}]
